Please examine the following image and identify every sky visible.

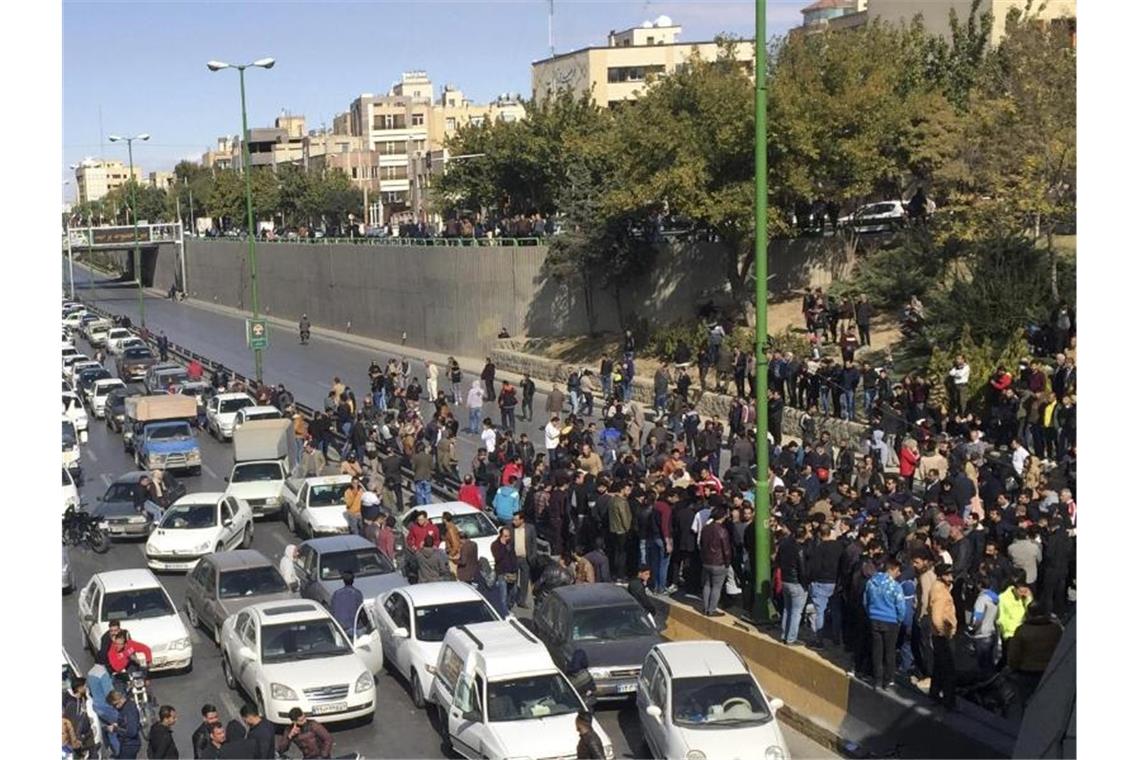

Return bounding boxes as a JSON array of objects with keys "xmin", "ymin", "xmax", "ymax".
[{"xmin": 62, "ymin": 0, "xmax": 805, "ymax": 194}]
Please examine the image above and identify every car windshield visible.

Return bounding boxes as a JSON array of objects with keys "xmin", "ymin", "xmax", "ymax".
[
  {"xmin": 309, "ymin": 484, "xmax": 350, "ymax": 507},
  {"xmin": 108, "ymin": 394, "xmax": 127, "ymax": 411},
  {"xmin": 124, "ymin": 348, "xmax": 152, "ymax": 360},
  {"xmin": 671, "ymin": 675, "xmax": 773, "ymax": 728},
  {"xmin": 260, "ymin": 619, "xmax": 352, "ymax": 663},
  {"xmin": 102, "ymin": 588, "xmax": 175, "ymax": 621},
  {"xmin": 160, "ymin": 503, "xmax": 217, "ymax": 530},
  {"xmin": 318, "ymin": 548, "xmax": 394, "ymax": 580},
  {"xmin": 414, "ymin": 601, "xmax": 498, "ymax": 642},
  {"xmin": 149, "ymin": 423, "xmax": 192, "ymax": 440},
  {"xmin": 80, "ymin": 369, "xmax": 111, "ymax": 386},
  {"xmin": 439, "ymin": 512, "xmax": 497, "ymax": 539},
  {"xmin": 218, "ymin": 566, "xmax": 288, "ymax": 599},
  {"xmin": 231, "ymin": 462, "xmax": 283, "ymax": 483},
  {"xmin": 571, "ymin": 605, "xmax": 656, "ymax": 641},
  {"xmin": 62, "ymin": 421, "xmax": 77, "ymax": 447},
  {"xmin": 95, "ymin": 382, "xmax": 123, "ymax": 397},
  {"xmin": 220, "ymin": 397, "xmax": 254, "ymax": 413},
  {"xmin": 860, "ymin": 203, "xmax": 898, "ymax": 216},
  {"xmin": 103, "ymin": 483, "xmax": 137, "ymax": 501},
  {"xmin": 486, "ymin": 673, "xmax": 582, "ymax": 722},
  {"xmin": 157, "ymin": 371, "xmax": 189, "ymax": 386}
]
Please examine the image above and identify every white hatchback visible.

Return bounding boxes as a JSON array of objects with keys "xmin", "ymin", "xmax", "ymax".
[
  {"xmin": 145, "ymin": 493, "xmax": 254, "ymax": 572},
  {"xmin": 77, "ymin": 569, "xmax": 193, "ymax": 672},
  {"xmin": 91, "ymin": 378, "xmax": 127, "ymax": 419}
]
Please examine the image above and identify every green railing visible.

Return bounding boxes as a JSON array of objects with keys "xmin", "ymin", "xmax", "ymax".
[{"xmin": 225, "ymin": 235, "xmax": 545, "ymax": 247}]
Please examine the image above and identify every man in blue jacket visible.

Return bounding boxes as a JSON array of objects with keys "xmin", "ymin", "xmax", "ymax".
[
  {"xmin": 863, "ymin": 556, "xmax": 907, "ymax": 690},
  {"xmin": 106, "ymin": 690, "xmax": 142, "ymax": 759}
]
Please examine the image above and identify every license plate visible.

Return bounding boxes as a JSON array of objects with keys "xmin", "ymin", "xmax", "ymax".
[
  {"xmin": 617, "ymin": 682, "xmax": 637, "ymax": 693},
  {"xmin": 311, "ymin": 702, "xmax": 346, "ymax": 715}
]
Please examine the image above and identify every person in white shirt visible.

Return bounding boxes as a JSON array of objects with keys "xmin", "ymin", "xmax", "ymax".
[
  {"xmin": 425, "ymin": 360, "xmax": 438, "ymax": 401},
  {"xmin": 948, "ymin": 355, "xmax": 971, "ymax": 415},
  {"xmin": 544, "ymin": 415, "xmax": 562, "ymax": 462},
  {"xmin": 466, "ymin": 380, "xmax": 485, "ymax": 434},
  {"xmin": 1010, "ymin": 439, "xmax": 1029, "ymax": 477},
  {"xmin": 481, "ymin": 418, "xmax": 497, "ymax": 454},
  {"xmin": 279, "ymin": 544, "xmax": 300, "ymax": 589}
]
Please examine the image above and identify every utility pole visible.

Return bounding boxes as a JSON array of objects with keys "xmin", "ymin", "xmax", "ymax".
[
  {"xmin": 548, "ymin": 0, "xmax": 555, "ymax": 58},
  {"xmin": 109, "ymin": 133, "xmax": 150, "ymax": 328},
  {"xmin": 752, "ymin": 0, "xmax": 773, "ymax": 623}
]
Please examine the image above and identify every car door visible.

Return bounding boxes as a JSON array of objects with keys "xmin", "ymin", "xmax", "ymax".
[
  {"xmin": 637, "ymin": 653, "xmax": 663, "ymax": 757},
  {"xmin": 448, "ymin": 659, "xmax": 487, "ymax": 760},
  {"xmin": 78, "ymin": 579, "xmax": 101, "ymax": 650},
  {"xmin": 201, "ymin": 562, "xmax": 226, "ymax": 632},
  {"xmin": 351, "ymin": 602, "xmax": 384, "ymax": 675},
  {"xmin": 207, "ymin": 396, "xmax": 220, "ymax": 430},
  {"xmin": 296, "ymin": 546, "xmax": 319, "ymax": 599},
  {"xmin": 234, "ymin": 613, "xmax": 260, "ymax": 693},
  {"xmin": 388, "ymin": 594, "xmax": 413, "ymax": 678},
  {"xmin": 185, "ymin": 559, "xmax": 207, "ymax": 624},
  {"xmin": 295, "ymin": 484, "xmax": 310, "ymax": 530},
  {"xmin": 220, "ymin": 497, "xmax": 242, "ymax": 548},
  {"xmin": 647, "ymin": 667, "xmax": 670, "ymax": 757}
]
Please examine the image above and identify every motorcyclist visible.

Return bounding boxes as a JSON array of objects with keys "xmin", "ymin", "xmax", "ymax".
[
  {"xmin": 106, "ymin": 632, "xmax": 152, "ymax": 678},
  {"xmin": 299, "ymin": 314, "xmax": 312, "ymax": 345}
]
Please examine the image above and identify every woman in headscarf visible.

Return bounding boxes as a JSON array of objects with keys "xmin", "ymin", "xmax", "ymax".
[{"xmin": 279, "ymin": 545, "xmax": 299, "ymax": 589}]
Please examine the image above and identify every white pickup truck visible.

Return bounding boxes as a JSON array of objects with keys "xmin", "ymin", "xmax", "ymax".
[
  {"xmin": 281, "ymin": 475, "xmax": 353, "ymax": 539},
  {"xmin": 224, "ymin": 418, "xmax": 298, "ymax": 518}
]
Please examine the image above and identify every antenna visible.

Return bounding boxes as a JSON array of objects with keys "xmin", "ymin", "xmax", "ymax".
[{"xmin": 548, "ymin": 0, "xmax": 554, "ymax": 58}]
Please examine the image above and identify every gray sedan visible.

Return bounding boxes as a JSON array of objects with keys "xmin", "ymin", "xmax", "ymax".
[
  {"xmin": 184, "ymin": 549, "xmax": 294, "ymax": 644},
  {"xmin": 293, "ymin": 535, "xmax": 408, "ymax": 609}
]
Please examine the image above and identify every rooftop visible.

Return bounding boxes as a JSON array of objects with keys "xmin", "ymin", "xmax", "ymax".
[
  {"xmin": 394, "ymin": 581, "xmax": 491, "ymax": 608},
  {"xmin": 94, "ymin": 568, "xmax": 164, "ymax": 591},
  {"xmin": 654, "ymin": 640, "xmax": 749, "ymax": 680}
]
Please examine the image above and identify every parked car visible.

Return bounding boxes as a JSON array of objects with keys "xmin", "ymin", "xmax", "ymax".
[
  {"xmin": 293, "ymin": 535, "xmax": 407, "ymax": 609},
  {"xmin": 144, "ymin": 492, "xmax": 254, "ymax": 572},
  {"xmin": 144, "ymin": 363, "xmax": 191, "ymax": 395},
  {"xmin": 92, "ymin": 470, "xmax": 187, "ymax": 539},
  {"xmin": 184, "ymin": 549, "xmax": 294, "ymax": 645},
  {"xmin": 63, "ymin": 390, "xmax": 89, "ymax": 434},
  {"xmin": 105, "ymin": 327, "xmax": 136, "ymax": 355},
  {"xmin": 90, "ymin": 378, "xmax": 127, "ymax": 419},
  {"xmin": 205, "ymin": 392, "xmax": 256, "ymax": 440},
  {"xmin": 77, "ymin": 569, "xmax": 193, "ymax": 672},
  {"xmin": 530, "ymin": 584, "xmax": 664, "ymax": 702},
  {"xmin": 372, "ymin": 582, "xmax": 500, "ymax": 708},
  {"xmin": 219, "ymin": 600, "xmax": 378, "ymax": 725},
  {"xmin": 105, "ymin": 387, "xmax": 131, "ymax": 432},
  {"xmin": 77, "ymin": 366, "xmax": 113, "ymax": 404},
  {"xmin": 847, "ymin": 201, "xmax": 906, "ymax": 234},
  {"xmin": 232, "ymin": 405, "xmax": 283, "ymax": 434},
  {"xmin": 636, "ymin": 640, "xmax": 788, "ymax": 760},
  {"xmin": 282, "ymin": 475, "xmax": 353, "ymax": 538}
]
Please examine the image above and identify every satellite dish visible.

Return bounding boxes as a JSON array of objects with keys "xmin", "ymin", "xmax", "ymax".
[
  {"xmin": 655, "ymin": 14, "xmax": 673, "ymax": 27},
  {"xmin": 641, "ymin": 20, "xmax": 653, "ymax": 28}
]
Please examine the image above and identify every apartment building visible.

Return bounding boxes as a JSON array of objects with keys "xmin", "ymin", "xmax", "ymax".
[
  {"xmin": 148, "ymin": 171, "xmax": 176, "ymax": 191},
  {"xmin": 531, "ymin": 16, "xmax": 756, "ymax": 107},
  {"xmin": 201, "ymin": 137, "xmax": 235, "ymax": 171},
  {"xmin": 74, "ymin": 159, "xmax": 143, "ymax": 204}
]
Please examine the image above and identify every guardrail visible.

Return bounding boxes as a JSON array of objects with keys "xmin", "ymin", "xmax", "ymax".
[
  {"xmin": 202, "ymin": 235, "xmax": 545, "ymax": 247},
  {"xmin": 78, "ymin": 300, "xmax": 465, "ymax": 504}
]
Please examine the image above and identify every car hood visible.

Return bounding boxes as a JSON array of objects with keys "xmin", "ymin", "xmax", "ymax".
[
  {"xmin": 261, "ymin": 652, "xmax": 369, "ymax": 688},
  {"xmin": 576, "ymin": 634, "xmax": 662, "ymax": 669},
  {"xmin": 218, "ymin": 592, "xmax": 296, "ymax": 620},
  {"xmin": 109, "ymin": 615, "xmax": 188, "ymax": 647},
  {"xmin": 143, "ymin": 438, "xmax": 198, "ymax": 454},
  {"xmin": 226, "ymin": 480, "xmax": 284, "ymax": 499},
  {"xmin": 489, "ymin": 712, "xmax": 609, "ymax": 756},
  {"xmin": 92, "ymin": 500, "xmax": 139, "ymax": 519},
  {"xmin": 318, "ymin": 572, "xmax": 407, "ymax": 600},
  {"xmin": 676, "ymin": 721, "xmax": 786, "ymax": 759},
  {"xmin": 147, "ymin": 527, "xmax": 219, "ymax": 551},
  {"xmin": 306, "ymin": 506, "xmax": 349, "ymax": 530}
]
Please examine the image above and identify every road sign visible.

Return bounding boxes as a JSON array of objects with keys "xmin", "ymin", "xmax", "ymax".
[{"xmin": 246, "ymin": 318, "xmax": 269, "ymax": 350}]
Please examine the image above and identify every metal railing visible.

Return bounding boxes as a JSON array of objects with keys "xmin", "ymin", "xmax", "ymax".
[
  {"xmin": 78, "ymin": 300, "xmax": 465, "ymax": 502},
  {"xmin": 202, "ymin": 235, "xmax": 545, "ymax": 248}
]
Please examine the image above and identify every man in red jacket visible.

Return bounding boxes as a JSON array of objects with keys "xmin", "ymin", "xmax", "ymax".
[
  {"xmin": 405, "ymin": 510, "xmax": 441, "ymax": 553},
  {"xmin": 699, "ymin": 507, "xmax": 733, "ymax": 617},
  {"xmin": 457, "ymin": 475, "xmax": 483, "ymax": 510},
  {"xmin": 107, "ymin": 631, "xmax": 152, "ymax": 675}
]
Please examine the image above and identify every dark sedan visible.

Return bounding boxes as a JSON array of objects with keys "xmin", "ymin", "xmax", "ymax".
[
  {"xmin": 92, "ymin": 470, "xmax": 187, "ymax": 538},
  {"xmin": 76, "ymin": 366, "xmax": 113, "ymax": 403},
  {"xmin": 105, "ymin": 388, "xmax": 130, "ymax": 432},
  {"xmin": 116, "ymin": 346, "xmax": 156, "ymax": 381},
  {"xmin": 530, "ymin": 584, "xmax": 664, "ymax": 701}
]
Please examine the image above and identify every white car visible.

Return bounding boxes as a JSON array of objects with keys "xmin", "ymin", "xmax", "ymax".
[
  {"xmin": 62, "ymin": 310, "xmax": 89, "ymax": 329},
  {"xmin": 77, "ymin": 569, "xmax": 194, "ymax": 672},
  {"xmin": 232, "ymin": 405, "xmax": 283, "ymax": 434},
  {"xmin": 282, "ymin": 476, "xmax": 353, "ymax": 538},
  {"xmin": 84, "ymin": 319, "xmax": 113, "ymax": 346},
  {"xmin": 105, "ymin": 328, "xmax": 137, "ymax": 355},
  {"xmin": 220, "ymin": 600, "xmax": 379, "ymax": 725},
  {"xmin": 90, "ymin": 378, "xmax": 127, "ymax": 419},
  {"xmin": 372, "ymin": 583, "xmax": 501, "ymax": 708},
  {"xmin": 62, "ymin": 467, "xmax": 79, "ymax": 513},
  {"xmin": 145, "ymin": 493, "xmax": 254, "ymax": 572},
  {"xmin": 400, "ymin": 503, "xmax": 499, "ymax": 565},
  {"xmin": 62, "ymin": 353, "xmax": 91, "ymax": 382},
  {"xmin": 63, "ymin": 391, "xmax": 89, "ymax": 434},
  {"xmin": 848, "ymin": 200, "xmax": 906, "ymax": 234},
  {"xmin": 206, "ymin": 392, "xmax": 256, "ymax": 441},
  {"xmin": 636, "ymin": 641, "xmax": 788, "ymax": 760}
]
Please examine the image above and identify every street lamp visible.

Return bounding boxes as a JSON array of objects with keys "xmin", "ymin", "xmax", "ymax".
[
  {"xmin": 108, "ymin": 132, "xmax": 150, "ymax": 328},
  {"xmin": 207, "ymin": 56, "xmax": 275, "ymax": 384},
  {"xmin": 63, "ymin": 181, "xmax": 76, "ymax": 298}
]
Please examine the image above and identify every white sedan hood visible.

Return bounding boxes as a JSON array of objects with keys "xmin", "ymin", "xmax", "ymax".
[
  {"xmin": 308, "ymin": 506, "xmax": 348, "ymax": 531},
  {"xmin": 147, "ymin": 526, "xmax": 220, "ymax": 553},
  {"xmin": 261, "ymin": 652, "xmax": 369, "ymax": 690},
  {"xmin": 107, "ymin": 615, "xmax": 189, "ymax": 649},
  {"xmin": 677, "ymin": 721, "xmax": 787, "ymax": 760},
  {"xmin": 490, "ymin": 713, "xmax": 609, "ymax": 757}
]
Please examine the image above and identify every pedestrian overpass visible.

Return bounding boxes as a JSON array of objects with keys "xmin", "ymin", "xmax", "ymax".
[{"xmin": 62, "ymin": 223, "xmax": 187, "ymax": 292}]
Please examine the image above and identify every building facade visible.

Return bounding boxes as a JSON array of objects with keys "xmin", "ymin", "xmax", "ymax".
[
  {"xmin": 74, "ymin": 159, "xmax": 143, "ymax": 204},
  {"xmin": 201, "ymin": 137, "xmax": 235, "ymax": 171},
  {"xmin": 148, "ymin": 171, "xmax": 176, "ymax": 191},
  {"xmin": 531, "ymin": 16, "xmax": 756, "ymax": 107}
]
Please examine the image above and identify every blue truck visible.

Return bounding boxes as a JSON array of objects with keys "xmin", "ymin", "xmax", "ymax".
[{"xmin": 125, "ymin": 395, "xmax": 202, "ymax": 475}]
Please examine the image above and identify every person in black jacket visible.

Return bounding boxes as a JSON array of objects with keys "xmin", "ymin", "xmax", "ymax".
[
  {"xmin": 147, "ymin": 705, "xmax": 179, "ymax": 759},
  {"xmin": 805, "ymin": 524, "xmax": 845, "ymax": 648},
  {"xmin": 776, "ymin": 525, "xmax": 809, "ymax": 645},
  {"xmin": 240, "ymin": 703, "xmax": 277, "ymax": 759},
  {"xmin": 576, "ymin": 711, "xmax": 607, "ymax": 759},
  {"xmin": 627, "ymin": 565, "xmax": 656, "ymax": 618},
  {"xmin": 191, "ymin": 704, "xmax": 219, "ymax": 759}
]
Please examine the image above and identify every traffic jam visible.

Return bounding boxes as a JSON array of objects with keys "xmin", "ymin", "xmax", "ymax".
[{"xmin": 61, "ymin": 298, "xmax": 792, "ymax": 760}]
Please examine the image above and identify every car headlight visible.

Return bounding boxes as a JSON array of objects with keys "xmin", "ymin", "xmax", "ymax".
[
  {"xmin": 147, "ymin": 454, "xmax": 162, "ymax": 465},
  {"xmin": 270, "ymin": 683, "xmax": 298, "ymax": 700},
  {"xmin": 170, "ymin": 637, "xmax": 191, "ymax": 650},
  {"xmin": 355, "ymin": 671, "xmax": 374, "ymax": 693},
  {"xmin": 188, "ymin": 451, "xmax": 201, "ymax": 463},
  {"xmin": 765, "ymin": 747, "xmax": 787, "ymax": 760},
  {"xmin": 265, "ymin": 496, "xmax": 280, "ymax": 507},
  {"xmin": 194, "ymin": 541, "xmax": 212, "ymax": 553},
  {"xmin": 686, "ymin": 752, "xmax": 707, "ymax": 760},
  {"xmin": 588, "ymin": 667, "xmax": 611, "ymax": 679}
]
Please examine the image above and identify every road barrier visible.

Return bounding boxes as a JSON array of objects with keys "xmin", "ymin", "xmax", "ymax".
[{"xmin": 202, "ymin": 235, "xmax": 544, "ymax": 247}]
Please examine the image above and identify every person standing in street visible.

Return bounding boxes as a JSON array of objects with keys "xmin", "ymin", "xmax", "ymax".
[
  {"xmin": 481, "ymin": 357, "xmax": 496, "ymax": 400},
  {"xmin": 777, "ymin": 525, "xmax": 810, "ymax": 645},
  {"xmin": 511, "ymin": 512, "xmax": 538, "ymax": 607},
  {"xmin": 191, "ymin": 704, "xmax": 219, "ymax": 759},
  {"xmin": 575, "ymin": 711, "xmax": 606, "ymax": 760},
  {"xmin": 425, "ymin": 360, "xmax": 438, "ymax": 402},
  {"xmin": 498, "ymin": 379, "xmax": 519, "ymax": 433},
  {"xmin": 466, "ymin": 380, "xmax": 485, "ymax": 434},
  {"xmin": 864, "ymin": 557, "xmax": 907, "ymax": 690},
  {"xmin": 607, "ymin": 481, "xmax": 633, "ymax": 581},
  {"xmin": 146, "ymin": 705, "xmax": 179, "ymax": 759},
  {"xmin": 699, "ymin": 506, "xmax": 733, "ymax": 617},
  {"xmin": 412, "ymin": 443, "xmax": 434, "ymax": 507},
  {"xmin": 275, "ymin": 709, "xmax": 333, "ymax": 759},
  {"xmin": 520, "ymin": 373, "xmax": 536, "ymax": 421},
  {"xmin": 855, "ymin": 294, "xmax": 873, "ymax": 347},
  {"xmin": 200, "ymin": 723, "xmax": 227, "ymax": 760},
  {"xmin": 240, "ymin": 703, "xmax": 277, "ymax": 760},
  {"xmin": 106, "ymin": 690, "xmax": 142, "ymax": 759},
  {"xmin": 929, "ymin": 563, "xmax": 959, "ymax": 709},
  {"xmin": 330, "ymin": 572, "xmax": 363, "ymax": 636}
]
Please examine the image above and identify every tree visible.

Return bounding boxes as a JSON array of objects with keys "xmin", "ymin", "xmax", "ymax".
[
  {"xmin": 205, "ymin": 169, "xmax": 244, "ymax": 230},
  {"xmin": 276, "ymin": 164, "xmax": 312, "ymax": 229}
]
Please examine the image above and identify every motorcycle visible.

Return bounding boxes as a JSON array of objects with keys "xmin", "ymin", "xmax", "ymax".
[
  {"xmin": 63, "ymin": 504, "xmax": 111, "ymax": 554},
  {"xmin": 114, "ymin": 652, "xmax": 158, "ymax": 737}
]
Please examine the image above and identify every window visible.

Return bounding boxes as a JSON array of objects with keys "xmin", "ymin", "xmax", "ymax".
[
  {"xmin": 218, "ymin": 566, "xmax": 287, "ymax": 599},
  {"xmin": 470, "ymin": 116, "xmax": 484, "ymax": 127},
  {"xmin": 486, "ymin": 674, "xmax": 582, "ymax": 722},
  {"xmin": 445, "ymin": 117, "xmax": 457, "ymax": 132},
  {"xmin": 437, "ymin": 645, "xmax": 463, "ymax": 691},
  {"xmin": 190, "ymin": 560, "xmax": 211, "ymax": 589},
  {"xmin": 640, "ymin": 653, "xmax": 660, "ymax": 689},
  {"xmin": 649, "ymin": 669, "xmax": 667, "ymax": 709},
  {"xmin": 669, "ymin": 675, "xmax": 773, "ymax": 728},
  {"xmin": 411, "ymin": 113, "xmax": 424, "ymax": 127},
  {"xmin": 353, "ymin": 605, "xmax": 374, "ymax": 638},
  {"xmin": 413, "ymin": 601, "xmax": 498, "ymax": 642}
]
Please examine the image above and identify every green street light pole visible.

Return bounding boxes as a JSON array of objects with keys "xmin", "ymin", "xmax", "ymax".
[
  {"xmin": 752, "ymin": 0, "xmax": 773, "ymax": 623},
  {"xmin": 208, "ymin": 57, "xmax": 275, "ymax": 384},
  {"xmin": 109, "ymin": 133, "xmax": 150, "ymax": 327}
]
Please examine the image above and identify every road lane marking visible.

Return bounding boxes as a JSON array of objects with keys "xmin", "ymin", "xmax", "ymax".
[
  {"xmin": 101, "ymin": 473, "xmax": 113, "ymax": 487},
  {"xmin": 86, "ymin": 447, "xmax": 99, "ymax": 463},
  {"xmin": 202, "ymin": 463, "xmax": 220, "ymax": 480}
]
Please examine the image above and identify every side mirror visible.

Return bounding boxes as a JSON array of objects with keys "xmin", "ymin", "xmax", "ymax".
[
  {"xmin": 425, "ymin": 664, "xmax": 437, "ymax": 675},
  {"xmin": 237, "ymin": 646, "xmax": 254, "ymax": 661},
  {"xmin": 769, "ymin": 698, "xmax": 785, "ymax": 712},
  {"xmin": 646, "ymin": 705, "xmax": 663, "ymax": 720},
  {"xmin": 223, "ymin": 476, "xmax": 229, "ymax": 483},
  {"xmin": 223, "ymin": 519, "xmax": 233, "ymax": 527},
  {"xmin": 392, "ymin": 626, "xmax": 409, "ymax": 639}
]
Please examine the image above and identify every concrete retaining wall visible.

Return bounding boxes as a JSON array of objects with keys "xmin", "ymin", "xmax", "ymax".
[{"xmin": 180, "ymin": 236, "xmax": 860, "ymax": 357}]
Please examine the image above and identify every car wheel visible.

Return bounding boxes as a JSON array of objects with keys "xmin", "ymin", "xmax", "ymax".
[
  {"xmin": 241, "ymin": 523, "xmax": 253, "ymax": 549},
  {"xmin": 185, "ymin": 602, "xmax": 200, "ymax": 630},
  {"xmin": 221, "ymin": 653, "xmax": 237, "ymax": 689},
  {"xmin": 411, "ymin": 671, "xmax": 426, "ymax": 709},
  {"xmin": 285, "ymin": 510, "xmax": 296, "ymax": 534}
]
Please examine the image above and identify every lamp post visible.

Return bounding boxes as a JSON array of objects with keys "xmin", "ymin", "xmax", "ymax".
[
  {"xmin": 108, "ymin": 133, "xmax": 150, "ymax": 327},
  {"xmin": 752, "ymin": 1, "xmax": 772, "ymax": 622},
  {"xmin": 63, "ymin": 181, "xmax": 75, "ymax": 299},
  {"xmin": 207, "ymin": 57, "xmax": 275, "ymax": 384}
]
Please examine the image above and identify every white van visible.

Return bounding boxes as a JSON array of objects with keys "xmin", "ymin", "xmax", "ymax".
[{"xmin": 429, "ymin": 620, "xmax": 614, "ymax": 760}]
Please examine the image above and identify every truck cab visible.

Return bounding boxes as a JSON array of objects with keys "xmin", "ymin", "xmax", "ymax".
[
  {"xmin": 225, "ymin": 419, "xmax": 298, "ymax": 517},
  {"xmin": 135, "ymin": 419, "xmax": 202, "ymax": 475}
]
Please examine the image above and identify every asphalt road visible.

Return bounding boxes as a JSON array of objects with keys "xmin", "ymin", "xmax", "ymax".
[{"xmin": 62, "ymin": 277, "xmax": 835, "ymax": 759}]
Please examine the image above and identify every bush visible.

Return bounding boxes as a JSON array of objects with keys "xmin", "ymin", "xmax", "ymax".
[
  {"xmin": 647, "ymin": 320, "xmax": 707, "ymax": 360},
  {"xmin": 847, "ymin": 231, "xmax": 952, "ymax": 311}
]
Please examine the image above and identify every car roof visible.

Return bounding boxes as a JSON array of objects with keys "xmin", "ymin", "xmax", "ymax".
[
  {"xmin": 393, "ymin": 581, "xmax": 488, "ymax": 608},
  {"xmin": 248, "ymin": 600, "xmax": 328, "ymax": 625},
  {"xmin": 172, "ymin": 492, "xmax": 224, "ymax": 506},
  {"xmin": 203, "ymin": 549, "xmax": 274, "ymax": 570},
  {"xmin": 301, "ymin": 535, "xmax": 374, "ymax": 553},
  {"xmin": 446, "ymin": 621, "xmax": 554, "ymax": 679},
  {"xmin": 551, "ymin": 583, "xmax": 639, "ymax": 609},
  {"xmin": 216, "ymin": 392, "xmax": 254, "ymax": 400},
  {"xmin": 652, "ymin": 641, "xmax": 749, "ymax": 679},
  {"xmin": 93, "ymin": 568, "xmax": 164, "ymax": 592},
  {"xmin": 304, "ymin": 475, "xmax": 353, "ymax": 486},
  {"xmin": 414, "ymin": 502, "xmax": 481, "ymax": 520}
]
